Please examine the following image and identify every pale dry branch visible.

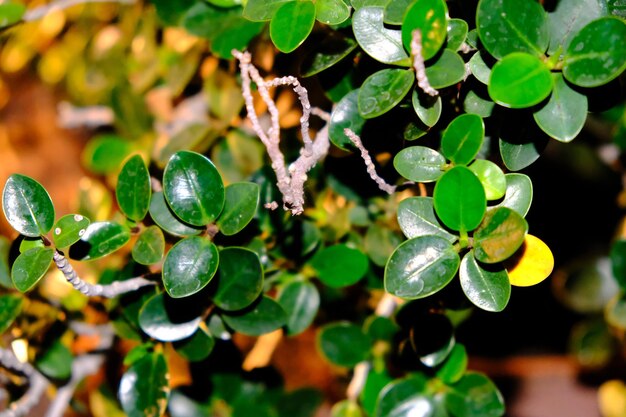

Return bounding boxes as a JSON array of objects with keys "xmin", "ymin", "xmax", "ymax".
[
  {"xmin": 57, "ymin": 102, "xmax": 114, "ymax": 129},
  {"xmin": 0, "ymin": 348, "xmax": 47, "ymax": 417},
  {"xmin": 411, "ymin": 30, "xmax": 438, "ymax": 97},
  {"xmin": 24, "ymin": 0, "xmax": 135, "ymax": 21}
]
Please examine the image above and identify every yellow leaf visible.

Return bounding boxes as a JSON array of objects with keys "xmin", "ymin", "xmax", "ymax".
[
  {"xmin": 504, "ymin": 234, "xmax": 554, "ymax": 287},
  {"xmin": 599, "ymin": 380, "xmax": 626, "ymax": 417}
]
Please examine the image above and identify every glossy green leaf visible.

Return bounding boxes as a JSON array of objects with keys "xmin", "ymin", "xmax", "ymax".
[
  {"xmin": 476, "ymin": 0, "xmax": 549, "ymax": 59},
  {"xmin": 0, "ymin": 294, "xmax": 22, "ymax": 334},
  {"xmin": 433, "ymin": 166, "xmax": 486, "ymax": 232},
  {"xmin": 352, "ymin": 7, "xmax": 411, "ymax": 65},
  {"xmin": 301, "ymin": 36, "xmax": 357, "ymax": 77},
  {"xmin": 212, "ymin": 247, "xmax": 263, "ymax": 311},
  {"xmin": 499, "ymin": 126, "xmax": 549, "ymax": 172},
  {"xmin": 52, "ymin": 214, "xmax": 90, "ymax": 249},
  {"xmin": 3, "ymin": 174, "xmax": 55, "ymax": 237},
  {"xmin": 403, "ymin": 121, "xmax": 429, "ymax": 141},
  {"xmin": 222, "ymin": 296, "xmax": 287, "ymax": 336},
  {"xmin": 488, "ymin": 52, "xmax": 553, "ymax": 109},
  {"xmin": 463, "ymin": 90, "xmax": 495, "ymax": 118},
  {"xmin": 375, "ymin": 375, "xmax": 430, "ymax": 417},
  {"xmin": 468, "ymin": 51, "xmax": 493, "ymax": 85},
  {"xmin": 384, "ymin": 0, "xmax": 412, "ymax": 24},
  {"xmin": 412, "ymin": 89, "xmax": 442, "ymax": 127},
  {"xmin": 358, "ymin": 69, "xmax": 414, "ymax": 119},
  {"xmin": 547, "ymin": 0, "xmax": 607, "ymax": 54},
  {"xmin": 436, "ymin": 344, "xmax": 468, "ymax": 384},
  {"xmin": 12, "ymin": 247, "xmax": 53, "ymax": 292},
  {"xmin": 316, "ymin": 0, "xmax": 351, "ymax": 24},
  {"xmin": 445, "ymin": 372, "xmax": 505, "ymax": 417},
  {"xmin": 441, "ymin": 114, "xmax": 485, "ymax": 165},
  {"xmin": 397, "ymin": 196, "xmax": 456, "ymax": 242},
  {"xmin": 36, "ymin": 340, "xmax": 73, "ymax": 380},
  {"xmin": 364, "ymin": 224, "xmax": 402, "ymax": 267},
  {"xmin": 473, "ymin": 207, "xmax": 528, "ymax": 263},
  {"xmin": 119, "ymin": 352, "xmax": 170, "ymax": 417},
  {"xmin": 385, "ymin": 236, "xmax": 460, "ymax": 299},
  {"xmin": 270, "ymin": 1, "xmax": 316, "ymax": 53},
  {"xmin": 163, "ymin": 150, "xmax": 225, "ymax": 226},
  {"xmin": 132, "ymin": 226, "xmax": 165, "ymax": 265},
  {"xmin": 243, "ymin": 0, "xmax": 290, "ymax": 20},
  {"xmin": 533, "ymin": 74, "xmax": 588, "ymax": 143},
  {"xmin": 116, "ymin": 155, "xmax": 151, "ymax": 222},
  {"xmin": 495, "ymin": 173, "xmax": 533, "ymax": 217},
  {"xmin": 468, "ymin": 159, "xmax": 506, "ymax": 200},
  {"xmin": 82, "ymin": 135, "xmax": 135, "ymax": 175},
  {"xmin": 401, "ymin": 0, "xmax": 448, "ymax": 60},
  {"xmin": 425, "ymin": 49, "xmax": 466, "ymax": 89},
  {"xmin": 68, "ymin": 222, "xmax": 130, "ymax": 261},
  {"xmin": 162, "ymin": 237, "xmax": 219, "ymax": 298},
  {"xmin": 460, "ymin": 252, "xmax": 510, "ymax": 312},
  {"xmin": 352, "ymin": 0, "xmax": 389, "ymax": 7},
  {"xmin": 361, "ymin": 369, "xmax": 393, "ymax": 416},
  {"xmin": 19, "ymin": 236, "xmax": 44, "ymax": 254},
  {"xmin": 610, "ymin": 240, "xmax": 626, "ymax": 290},
  {"xmin": 0, "ymin": 237, "xmax": 11, "ymax": 289},
  {"xmin": 310, "ymin": 244, "xmax": 369, "ymax": 288},
  {"xmin": 149, "ymin": 191, "xmax": 202, "ymax": 237},
  {"xmin": 447, "ymin": 19, "xmax": 468, "ymax": 51},
  {"xmin": 0, "ymin": 2, "xmax": 25, "ymax": 28},
  {"xmin": 124, "ymin": 344, "xmax": 153, "ymax": 367},
  {"xmin": 173, "ymin": 327, "xmax": 215, "ymax": 362},
  {"xmin": 217, "ymin": 182, "xmax": 259, "ymax": 236},
  {"xmin": 393, "ymin": 146, "xmax": 446, "ymax": 183},
  {"xmin": 329, "ymin": 90, "xmax": 366, "ymax": 151},
  {"xmin": 318, "ymin": 322, "xmax": 370, "ymax": 367},
  {"xmin": 278, "ymin": 280, "xmax": 320, "ymax": 336},
  {"xmin": 138, "ymin": 292, "xmax": 202, "ymax": 342},
  {"xmin": 331, "ymin": 400, "xmax": 364, "ymax": 417}
]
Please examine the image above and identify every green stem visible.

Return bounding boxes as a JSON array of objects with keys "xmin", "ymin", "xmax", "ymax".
[{"xmin": 459, "ymin": 229, "xmax": 469, "ymax": 249}]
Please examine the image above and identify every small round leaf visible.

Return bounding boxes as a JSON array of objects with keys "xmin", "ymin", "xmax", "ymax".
[
  {"xmin": 221, "ymin": 295, "xmax": 287, "ymax": 336},
  {"xmin": 425, "ymin": 49, "xmax": 466, "ymax": 89},
  {"xmin": 132, "ymin": 226, "xmax": 165, "ymax": 265},
  {"xmin": 468, "ymin": 159, "xmax": 506, "ymax": 201},
  {"xmin": 119, "ymin": 352, "xmax": 170, "ymax": 417},
  {"xmin": 460, "ymin": 252, "xmax": 511, "ymax": 312},
  {"xmin": 138, "ymin": 292, "xmax": 202, "ymax": 342},
  {"xmin": 316, "ymin": 0, "xmax": 351, "ymax": 25},
  {"xmin": 173, "ymin": 327, "xmax": 215, "ymax": 362},
  {"xmin": 301, "ymin": 36, "xmax": 357, "ymax": 77},
  {"xmin": 412, "ymin": 89, "xmax": 442, "ymax": 127},
  {"xmin": 52, "ymin": 214, "xmax": 90, "ymax": 249},
  {"xmin": 375, "ymin": 375, "xmax": 430, "ymax": 417},
  {"xmin": 212, "ymin": 247, "xmax": 263, "ymax": 311},
  {"xmin": 0, "ymin": 294, "xmax": 23, "ymax": 334},
  {"xmin": 473, "ymin": 207, "xmax": 528, "ymax": 264},
  {"xmin": 445, "ymin": 372, "xmax": 505, "ymax": 417},
  {"xmin": 447, "ymin": 18, "xmax": 468, "ymax": 51},
  {"xmin": 310, "ymin": 244, "xmax": 369, "ymax": 288},
  {"xmin": 162, "ymin": 237, "xmax": 219, "ymax": 298},
  {"xmin": 329, "ymin": 90, "xmax": 366, "ymax": 151},
  {"xmin": 68, "ymin": 222, "xmax": 130, "ymax": 261},
  {"xmin": 116, "ymin": 155, "xmax": 151, "ymax": 222},
  {"xmin": 441, "ymin": 114, "xmax": 485, "ymax": 165},
  {"xmin": 36, "ymin": 340, "xmax": 73, "ymax": 380},
  {"xmin": 433, "ymin": 166, "xmax": 486, "ymax": 232},
  {"xmin": 352, "ymin": 7, "xmax": 411, "ymax": 65},
  {"xmin": 397, "ymin": 196, "xmax": 456, "ymax": 242},
  {"xmin": 358, "ymin": 68, "xmax": 414, "ymax": 119},
  {"xmin": 401, "ymin": 0, "xmax": 448, "ymax": 60},
  {"xmin": 318, "ymin": 322, "xmax": 370, "ymax": 367},
  {"xmin": 469, "ymin": 51, "xmax": 494, "ymax": 85},
  {"xmin": 505, "ymin": 234, "xmax": 554, "ymax": 287},
  {"xmin": 270, "ymin": 1, "xmax": 316, "ymax": 53},
  {"xmin": 394, "ymin": 146, "xmax": 446, "ymax": 183},
  {"xmin": 217, "ymin": 182, "xmax": 259, "ymax": 236},
  {"xmin": 11, "ymin": 247, "xmax": 54, "ymax": 292},
  {"xmin": 495, "ymin": 173, "xmax": 533, "ymax": 217},
  {"xmin": 436, "ymin": 344, "xmax": 468, "ymax": 384},
  {"xmin": 278, "ymin": 280, "xmax": 320, "ymax": 336},
  {"xmin": 3, "ymin": 174, "xmax": 55, "ymax": 237},
  {"xmin": 149, "ymin": 191, "xmax": 203, "ymax": 237}
]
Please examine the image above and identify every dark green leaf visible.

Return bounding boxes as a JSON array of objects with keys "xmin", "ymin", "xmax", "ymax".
[
  {"xmin": 0, "ymin": 294, "xmax": 22, "ymax": 334},
  {"xmin": 436, "ymin": 344, "xmax": 468, "ymax": 384},
  {"xmin": 310, "ymin": 244, "xmax": 369, "ymax": 288},
  {"xmin": 138, "ymin": 292, "xmax": 202, "ymax": 342},
  {"xmin": 394, "ymin": 146, "xmax": 446, "ymax": 182},
  {"xmin": 329, "ymin": 90, "xmax": 366, "ymax": 151},
  {"xmin": 3, "ymin": 174, "xmax": 55, "ymax": 237},
  {"xmin": 36, "ymin": 340, "xmax": 73, "ymax": 380},
  {"xmin": 375, "ymin": 375, "xmax": 430, "ymax": 417},
  {"xmin": 243, "ymin": 0, "xmax": 290, "ymax": 21},
  {"xmin": 608, "ymin": 0, "xmax": 626, "ymax": 17},
  {"xmin": 441, "ymin": 114, "xmax": 485, "ymax": 165},
  {"xmin": 473, "ymin": 207, "xmax": 528, "ymax": 263},
  {"xmin": 301, "ymin": 36, "xmax": 357, "ymax": 77},
  {"xmin": 396, "ymin": 196, "xmax": 456, "ymax": 242},
  {"xmin": 119, "ymin": 352, "xmax": 170, "ymax": 417},
  {"xmin": 468, "ymin": 159, "xmax": 506, "ymax": 200},
  {"xmin": 444, "ymin": 372, "xmax": 505, "ymax": 417},
  {"xmin": 412, "ymin": 89, "xmax": 442, "ymax": 127},
  {"xmin": 0, "ymin": 237, "xmax": 11, "ymax": 289},
  {"xmin": 173, "ymin": 326, "xmax": 215, "ymax": 362},
  {"xmin": 212, "ymin": 247, "xmax": 263, "ymax": 311},
  {"xmin": 0, "ymin": 2, "xmax": 25, "ymax": 28},
  {"xmin": 278, "ymin": 280, "xmax": 320, "ymax": 336},
  {"xmin": 222, "ymin": 296, "xmax": 287, "ymax": 336},
  {"xmin": 163, "ymin": 150, "xmax": 225, "ymax": 226},
  {"xmin": 277, "ymin": 388, "xmax": 324, "ymax": 417},
  {"xmin": 460, "ymin": 253, "xmax": 510, "ymax": 312},
  {"xmin": 358, "ymin": 69, "xmax": 414, "ymax": 119},
  {"xmin": 361, "ymin": 369, "xmax": 393, "ymax": 416},
  {"xmin": 124, "ymin": 343, "xmax": 153, "ymax": 367},
  {"xmin": 468, "ymin": 51, "xmax": 493, "ymax": 85},
  {"xmin": 385, "ymin": 236, "xmax": 460, "ymax": 299},
  {"xmin": 12, "ymin": 247, "xmax": 54, "ymax": 292},
  {"xmin": 149, "ymin": 191, "xmax": 203, "ymax": 237},
  {"xmin": 52, "ymin": 214, "xmax": 90, "ymax": 249},
  {"xmin": 364, "ymin": 315, "xmax": 399, "ymax": 341},
  {"xmin": 116, "ymin": 155, "xmax": 151, "ymax": 221},
  {"xmin": 447, "ymin": 19, "xmax": 468, "ymax": 51},
  {"xmin": 433, "ymin": 166, "xmax": 486, "ymax": 232},
  {"xmin": 495, "ymin": 173, "xmax": 533, "ymax": 217},
  {"xmin": 384, "ymin": 0, "xmax": 412, "ymax": 24},
  {"xmin": 401, "ymin": 0, "xmax": 448, "ymax": 60},
  {"xmin": 162, "ymin": 237, "xmax": 219, "ymax": 298},
  {"xmin": 316, "ymin": 0, "xmax": 351, "ymax": 25},
  {"xmin": 547, "ymin": 0, "xmax": 607, "ymax": 54},
  {"xmin": 270, "ymin": 1, "xmax": 316, "ymax": 53},
  {"xmin": 151, "ymin": 0, "xmax": 195, "ymax": 26},
  {"xmin": 425, "ymin": 49, "xmax": 466, "ymax": 89},
  {"xmin": 318, "ymin": 322, "xmax": 370, "ymax": 367},
  {"xmin": 132, "ymin": 226, "xmax": 165, "ymax": 265},
  {"xmin": 563, "ymin": 17, "xmax": 626, "ymax": 87},
  {"xmin": 463, "ymin": 90, "xmax": 495, "ymax": 118},
  {"xmin": 499, "ymin": 123, "xmax": 549, "ymax": 171},
  {"xmin": 217, "ymin": 182, "xmax": 259, "ymax": 236},
  {"xmin": 352, "ymin": 7, "xmax": 411, "ymax": 65},
  {"xmin": 68, "ymin": 221, "xmax": 130, "ymax": 261}
]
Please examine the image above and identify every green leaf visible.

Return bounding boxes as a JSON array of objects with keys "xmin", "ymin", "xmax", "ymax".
[
  {"xmin": 316, "ymin": 0, "xmax": 351, "ymax": 25},
  {"xmin": 412, "ymin": 89, "xmax": 442, "ymax": 127},
  {"xmin": 468, "ymin": 159, "xmax": 506, "ymax": 201},
  {"xmin": 468, "ymin": 51, "xmax": 493, "ymax": 85},
  {"xmin": 533, "ymin": 74, "xmax": 588, "ymax": 143},
  {"xmin": 394, "ymin": 146, "xmax": 446, "ymax": 183},
  {"xmin": 301, "ymin": 36, "xmax": 357, "ymax": 77},
  {"xmin": 3, "ymin": 174, "xmax": 55, "ymax": 237},
  {"xmin": 352, "ymin": 0, "xmax": 389, "ymax": 8},
  {"xmin": 547, "ymin": 0, "xmax": 607, "ymax": 54},
  {"xmin": 278, "ymin": 280, "xmax": 320, "ymax": 336},
  {"xmin": 436, "ymin": 344, "xmax": 468, "ymax": 384},
  {"xmin": 162, "ymin": 237, "xmax": 219, "ymax": 298},
  {"xmin": 149, "ymin": 191, "xmax": 203, "ymax": 237},
  {"xmin": 116, "ymin": 155, "xmax": 151, "ymax": 222},
  {"xmin": 163, "ymin": 150, "xmax": 225, "ymax": 226},
  {"xmin": 212, "ymin": 247, "xmax": 263, "ymax": 311},
  {"xmin": 173, "ymin": 327, "xmax": 215, "ymax": 362},
  {"xmin": 425, "ymin": 49, "xmax": 466, "ymax": 89},
  {"xmin": 385, "ymin": 236, "xmax": 460, "ymax": 299},
  {"xmin": 270, "ymin": 1, "xmax": 316, "ymax": 53},
  {"xmin": 310, "ymin": 244, "xmax": 369, "ymax": 288},
  {"xmin": 476, "ymin": 0, "xmax": 549, "ymax": 59},
  {"xmin": 243, "ymin": 0, "xmax": 291, "ymax": 21},
  {"xmin": 441, "ymin": 114, "xmax": 485, "ymax": 165},
  {"xmin": 0, "ymin": 237, "xmax": 11, "ymax": 289},
  {"xmin": 216, "ymin": 182, "xmax": 259, "ymax": 236},
  {"xmin": 358, "ymin": 69, "xmax": 414, "ymax": 119},
  {"xmin": 364, "ymin": 224, "xmax": 402, "ymax": 267},
  {"xmin": 331, "ymin": 400, "xmax": 364, "ymax": 417},
  {"xmin": 463, "ymin": 89, "xmax": 495, "ymax": 118},
  {"xmin": 352, "ymin": 7, "xmax": 411, "ymax": 65},
  {"xmin": 222, "ymin": 295, "xmax": 287, "ymax": 336},
  {"xmin": 444, "ymin": 372, "xmax": 505, "ymax": 417},
  {"xmin": 318, "ymin": 322, "xmax": 370, "ymax": 367},
  {"xmin": 447, "ymin": 19, "xmax": 468, "ymax": 51},
  {"xmin": 329, "ymin": 90, "xmax": 366, "ymax": 151},
  {"xmin": 0, "ymin": 294, "xmax": 22, "ymax": 334},
  {"xmin": 410, "ymin": 313, "xmax": 455, "ymax": 367},
  {"xmin": 375, "ymin": 375, "xmax": 430, "ymax": 417},
  {"xmin": 495, "ymin": 173, "xmax": 533, "ymax": 217},
  {"xmin": 563, "ymin": 17, "xmax": 626, "ymax": 87},
  {"xmin": 151, "ymin": 0, "xmax": 195, "ymax": 26},
  {"xmin": 0, "ymin": 2, "xmax": 25, "ymax": 28},
  {"xmin": 68, "ymin": 222, "xmax": 130, "ymax": 261},
  {"xmin": 384, "ymin": 0, "xmax": 412, "ymax": 25},
  {"xmin": 119, "ymin": 352, "xmax": 170, "ymax": 417},
  {"xmin": 52, "ymin": 214, "xmax": 90, "ymax": 249},
  {"xmin": 397, "ymin": 196, "xmax": 456, "ymax": 242},
  {"xmin": 401, "ymin": 0, "xmax": 448, "ymax": 60},
  {"xmin": 11, "ymin": 247, "xmax": 53, "ymax": 292},
  {"xmin": 610, "ymin": 240, "xmax": 626, "ymax": 290},
  {"xmin": 138, "ymin": 292, "xmax": 202, "ymax": 342},
  {"xmin": 82, "ymin": 135, "xmax": 135, "ymax": 175},
  {"xmin": 364, "ymin": 315, "xmax": 399, "ymax": 341},
  {"xmin": 499, "ymin": 121, "xmax": 549, "ymax": 171},
  {"xmin": 361, "ymin": 369, "xmax": 393, "ymax": 416},
  {"xmin": 36, "ymin": 340, "xmax": 73, "ymax": 380},
  {"xmin": 460, "ymin": 253, "xmax": 510, "ymax": 312},
  {"xmin": 132, "ymin": 226, "xmax": 165, "ymax": 265},
  {"xmin": 473, "ymin": 207, "xmax": 528, "ymax": 264},
  {"xmin": 433, "ymin": 166, "xmax": 486, "ymax": 232},
  {"xmin": 488, "ymin": 52, "xmax": 553, "ymax": 109}
]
